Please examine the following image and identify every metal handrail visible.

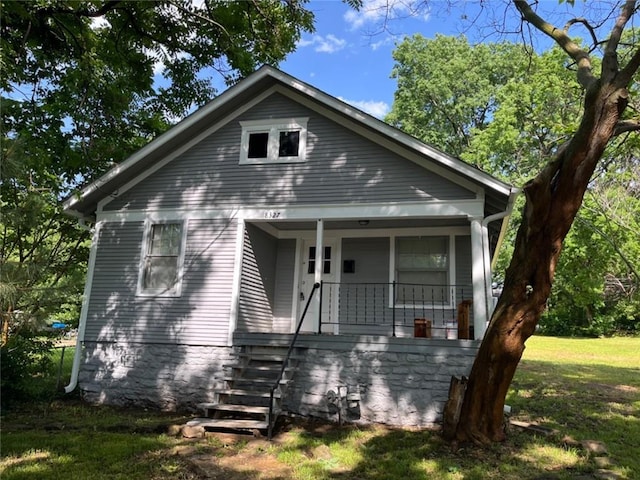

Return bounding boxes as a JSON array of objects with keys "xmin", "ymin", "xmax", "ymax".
[{"xmin": 267, "ymin": 282, "xmax": 319, "ymax": 440}]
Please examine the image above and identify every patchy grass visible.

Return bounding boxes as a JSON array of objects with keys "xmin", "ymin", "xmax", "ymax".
[
  {"xmin": 1, "ymin": 336, "xmax": 638, "ymax": 479},
  {"xmin": 507, "ymin": 336, "xmax": 640, "ymax": 479},
  {"xmin": 272, "ymin": 421, "xmax": 590, "ymax": 480}
]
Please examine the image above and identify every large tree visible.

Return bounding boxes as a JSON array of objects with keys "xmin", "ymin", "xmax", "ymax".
[
  {"xmin": 454, "ymin": 0, "xmax": 640, "ymax": 444},
  {"xmin": 1, "ymin": 0, "xmax": 317, "ymax": 339}
]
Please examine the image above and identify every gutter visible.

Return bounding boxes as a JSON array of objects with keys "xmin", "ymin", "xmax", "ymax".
[
  {"xmin": 65, "ymin": 219, "xmax": 100, "ymax": 393},
  {"xmin": 481, "ymin": 187, "xmax": 521, "ymax": 322}
]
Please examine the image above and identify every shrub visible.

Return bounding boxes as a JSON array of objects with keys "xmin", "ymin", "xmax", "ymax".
[{"xmin": 1, "ymin": 329, "xmax": 54, "ymax": 408}]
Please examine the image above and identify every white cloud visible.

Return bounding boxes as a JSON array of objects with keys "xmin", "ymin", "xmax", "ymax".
[
  {"xmin": 297, "ymin": 34, "xmax": 347, "ymax": 54},
  {"xmin": 344, "ymin": 0, "xmax": 429, "ymax": 30},
  {"xmin": 370, "ymin": 36, "xmax": 396, "ymax": 51},
  {"xmin": 338, "ymin": 97, "xmax": 390, "ymax": 119}
]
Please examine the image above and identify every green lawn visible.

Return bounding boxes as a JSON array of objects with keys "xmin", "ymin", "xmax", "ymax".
[{"xmin": 1, "ymin": 336, "xmax": 638, "ymax": 479}]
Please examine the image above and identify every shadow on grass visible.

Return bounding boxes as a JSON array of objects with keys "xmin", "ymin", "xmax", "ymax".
[
  {"xmin": 0, "ymin": 399, "xmax": 281, "ymax": 480},
  {"xmin": 275, "ymin": 421, "xmax": 592, "ymax": 480},
  {"xmin": 508, "ymin": 360, "xmax": 639, "ymax": 478}
]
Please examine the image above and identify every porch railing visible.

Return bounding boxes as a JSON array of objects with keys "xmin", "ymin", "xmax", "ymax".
[{"xmin": 318, "ymin": 281, "xmax": 472, "ymax": 338}]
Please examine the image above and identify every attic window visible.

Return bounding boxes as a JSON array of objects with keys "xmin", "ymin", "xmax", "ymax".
[{"xmin": 240, "ymin": 118, "xmax": 308, "ymax": 164}]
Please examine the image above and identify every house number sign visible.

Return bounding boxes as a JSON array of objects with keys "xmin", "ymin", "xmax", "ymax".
[{"xmin": 263, "ymin": 210, "xmax": 281, "ymax": 219}]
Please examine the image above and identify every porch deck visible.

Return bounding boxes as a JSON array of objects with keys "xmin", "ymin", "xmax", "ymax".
[{"xmin": 233, "ymin": 331, "xmax": 480, "ymax": 353}]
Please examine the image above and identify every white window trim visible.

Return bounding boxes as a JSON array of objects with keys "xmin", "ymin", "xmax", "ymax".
[
  {"xmin": 388, "ymin": 235, "xmax": 457, "ymax": 308},
  {"xmin": 239, "ymin": 117, "xmax": 309, "ymax": 165},
  {"xmin": 136, "ymin": 219, "xmax": 188, "ymax": 297}
]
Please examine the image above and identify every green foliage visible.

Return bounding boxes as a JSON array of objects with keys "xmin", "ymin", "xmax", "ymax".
[
  {"xmin": 0, "ymin": 328, "xmax": 54, "ymax": 407},
  {"xmin": 387, "ymin": 35, "xmax": 530, "ymax": 157}
]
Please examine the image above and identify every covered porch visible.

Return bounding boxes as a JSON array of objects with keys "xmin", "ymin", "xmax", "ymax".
[{"xmin": 231, "ymin": 204, "xmax": 503, "ymax": 343}]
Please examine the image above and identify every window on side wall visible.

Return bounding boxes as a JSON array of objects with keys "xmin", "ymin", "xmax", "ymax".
[
  {"xmin": 395, "ymin": 236, "xmax": 449, "ymax": 304},
  {"xmin": 138, "ymin": 221, "xmax": 186, "ymax": 297},
  {"xmin": 239, "ymin": 118, "xmax": 309, "ymax": 164}
]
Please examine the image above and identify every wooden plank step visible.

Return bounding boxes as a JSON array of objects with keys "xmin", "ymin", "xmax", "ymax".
[
  {"xmin": 214, "ymin": 389, "xmax": 280, "ymax": 398},
  {"xmin": 187, "ymin": 418, "xmax": 269, "ymax": 430},
  {"xmin": 224, "ymin": 364, "xmax": 291, "ymax": 371},
  {"xmin": 239, "ymin": 353, "xmax": 302, "ymax": 362},
  {"xmin": 199, "ymin": 403, "xmax": 271, "ymax": 415},
  {"xmin": 221, "ymin": 377, "xmax": 290, "ymax": 385}
]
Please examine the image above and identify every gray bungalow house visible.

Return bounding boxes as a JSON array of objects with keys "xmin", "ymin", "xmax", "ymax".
[{"xmin": 63, "ymin": 66, "xmax": 518, "ymax": 434}]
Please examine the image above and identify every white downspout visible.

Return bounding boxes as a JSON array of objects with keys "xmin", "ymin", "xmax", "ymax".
[
  {"xmin": 480, "ymin": 187, "xmax": 521, "ymax": 326},
  {"xmin": 65, "ymin": 220, "xmax": 101, "ymax": 393}
]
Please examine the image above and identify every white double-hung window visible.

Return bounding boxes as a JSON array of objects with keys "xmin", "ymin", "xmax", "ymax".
[
  {"xmin": 239, "ymin": 118, "xmax": 309, "ymax": 164},
  {"xmin": 395, "ymin": 236, "xmax": 450, "ymax": 304},
  {"xmin": 138, "ymin": 221, "xmax": 186, "ymax": 297}
]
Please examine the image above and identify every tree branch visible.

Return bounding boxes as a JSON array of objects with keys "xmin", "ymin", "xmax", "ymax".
[
  {"xmin": 576, "ymin": 215, "xmax": 640, "ymax": 285},
  {"xmin": 603, "ymin": 0, "xmax": 638, "ymax": 83},
  {"xmin": 618, "ymin": 45, "xmax": 640, "ymax": 87},
  {"xmin": 564, "ymin": 17, "xmax": 598, "ymax": 50},
  {"xmin": 170, "ymin": 0, "xmax": 229, "ymax": 37},
  {"xmin": 614, "ymin": 118, "xmax": 640, "ymax": 136},
  {"xmin": 513, "ymin": 0, "xmax": 596, "ymax": 89}
]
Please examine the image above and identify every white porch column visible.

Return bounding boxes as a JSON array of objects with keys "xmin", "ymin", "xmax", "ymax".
[
  {"xmin": 470, "ymin": 217, "xmax": 488, "ymax": 339},
  {"xmin": 314, "ymin": 219, "xmax": 324, "ymax": 284}
]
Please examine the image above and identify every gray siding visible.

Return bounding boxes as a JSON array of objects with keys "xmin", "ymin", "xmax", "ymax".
[
  {"xmin": 86, "ymin": 218, "xmax": 237, "ymax": 345},
  {"xmin": 105, "ymin": 93, "xmax": 475, "ymax": 212},
  {"xmin": 338, "ymin": 237, "xmax": 391, "ymax": 336},
  {"xmin": 237, "ymin": 224, "xmax": 277, "ymax": 332},
  {"xmin": 272, "ymin": 239, "xmax": 296, "ymax": 332}
]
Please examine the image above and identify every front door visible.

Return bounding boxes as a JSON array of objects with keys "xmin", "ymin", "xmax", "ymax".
[{"xmin": 299, "ymin": 240, "xmax": 337, "ymax": 332}]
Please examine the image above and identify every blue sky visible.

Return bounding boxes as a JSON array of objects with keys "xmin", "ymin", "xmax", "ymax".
[
  {"xmin": 276, "ymin": 0, "xmax": 606, "ymax": 119},
  {"xmin": 280, "ymin": 0, "xmax": 504, "ymax": 118},
  {"xmin": 280, "ymin": 0, "xmax": 463, "ymax": 118}
]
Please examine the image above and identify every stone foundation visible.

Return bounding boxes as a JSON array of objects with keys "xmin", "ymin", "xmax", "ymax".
[
  {"xmin": 79, "ymin": 342, "xmax": 236, "ymax": 411},
  {"xmin": 285, "ymin": 340, "xmax": 477, "ymax": 427},
  {"xmin": 79, "ymin": 337, "xmax": 477, "ymax": 427}
]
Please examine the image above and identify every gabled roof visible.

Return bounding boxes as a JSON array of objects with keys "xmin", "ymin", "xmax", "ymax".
[{"xmin": 63, "ymin": 65, "xmax": 513, "ymax": 219}]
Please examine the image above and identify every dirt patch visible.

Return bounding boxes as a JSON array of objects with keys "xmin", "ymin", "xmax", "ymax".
[{"xmin": 172, "ymin": 434, "xmax": 295, "ymax": 480}]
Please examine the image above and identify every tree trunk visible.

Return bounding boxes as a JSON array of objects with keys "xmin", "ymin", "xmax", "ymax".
[{"xmin": 453, "ymin": 79, "xmax": 630, "ymax": 445}]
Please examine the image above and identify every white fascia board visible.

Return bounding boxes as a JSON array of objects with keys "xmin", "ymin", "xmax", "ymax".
[
  {"xmin": 95, "ymin": 199, "xmax": 484, "ymax": 224},
  {"xmin": 63, "ymin": 67, "xmax": 278, "ymax": 214},
  {"xmin": 270, "ymin": 82, "xmax": 511, "ymax": 198}
]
